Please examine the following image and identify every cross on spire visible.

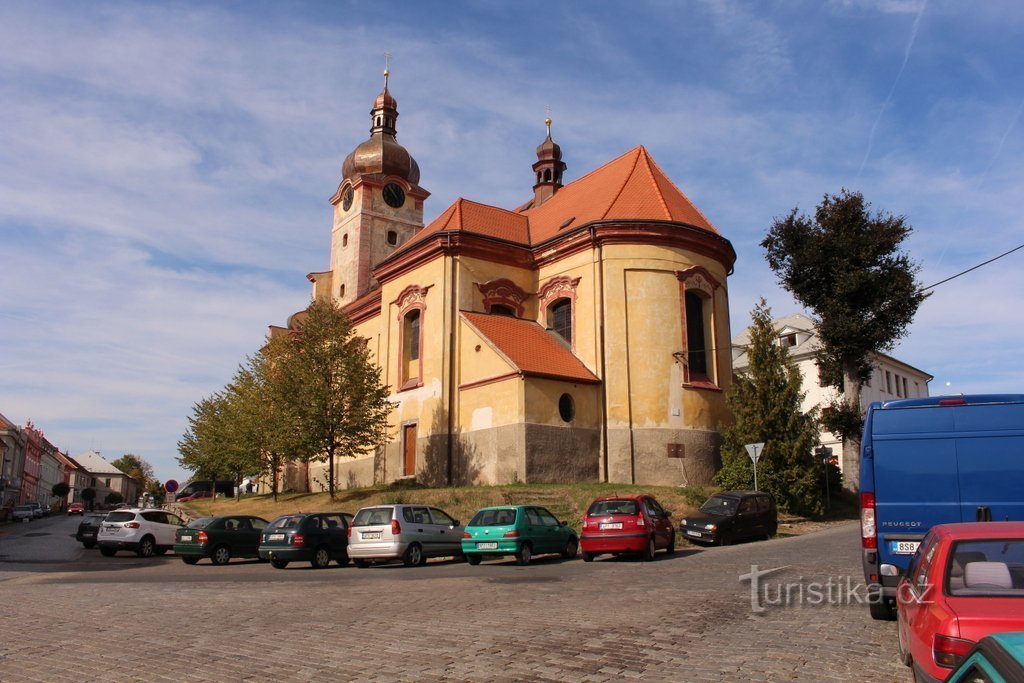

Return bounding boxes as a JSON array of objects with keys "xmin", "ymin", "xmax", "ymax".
[{"xmin": 384, "ymin": 52, "xmax": 392, "ymax": 89}]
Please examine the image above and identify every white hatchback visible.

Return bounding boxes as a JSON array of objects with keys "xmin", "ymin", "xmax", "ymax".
[{"xmin": 97, "ymin": 508, "xmax": 185, "ymax": 557}]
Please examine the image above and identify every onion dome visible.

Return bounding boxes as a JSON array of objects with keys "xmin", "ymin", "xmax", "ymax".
[
  {"xmin": 341, "ymin": 69, "xmax": 421, "ymax": 186},
  {"xmin": 532, "ymin": 117, "xmax": 566, "ymax": 205}
]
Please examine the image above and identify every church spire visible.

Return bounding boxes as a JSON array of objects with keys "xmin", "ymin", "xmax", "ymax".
[
  {"xmin": 370, "ymin": 54, "xmax": 398, "ymax": 137},
  {"xmin": 532, "ymin": 113, "xmax": 566, "ymax": 206}
]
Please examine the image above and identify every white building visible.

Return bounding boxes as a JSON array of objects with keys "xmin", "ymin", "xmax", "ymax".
[
  {"xmin": 74, "ymin": 450, "xmax": 139, "ymax": 506},
  {"xmin": 732, "ymin": 313, "xmax": 932, "ymax": 464}
]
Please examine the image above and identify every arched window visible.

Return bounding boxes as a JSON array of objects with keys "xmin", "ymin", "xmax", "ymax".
[
  {"xmin": 406, "ymin": 309, "xmax": 420, "ymax": 362},
  {"xmin": 400, "ymin": 307, "xmax": 423, "ymax": 389},
  {"xmin": 548, "ymin": 298, "xmax": 572, "ymax": 345},
  {"xmin": 342, "ymin": 234, "xmax": 348, "ymax": 248},
  {"xmin": 339, "ymin": 284, "xmax": 345, "ymax": 298},
  {"xmin": 685, "ymin": 291, "xmax": 709, "ymax": 379},
  {"xmin": 386, "ymin": 230, "xmax": 398, "ymax": 246}
]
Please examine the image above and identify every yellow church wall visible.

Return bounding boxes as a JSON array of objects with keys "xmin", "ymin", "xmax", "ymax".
[
  {"xmin": 536, "ymin": 250, "xmax": 599, "ymax": 373},
  {"xmin": 455, "ymin": 256, "xmax": 534, "ymax": 317}
]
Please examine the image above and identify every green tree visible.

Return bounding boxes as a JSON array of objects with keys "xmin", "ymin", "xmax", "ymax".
[
  {"xmin": 51, "ymin": 481, "xmax": 70, "ymax": 510},
  {"xmin": 111, "ymin": 453, "xmax": 155, "ymax": 492},
  {"xmin": 715, "ymin": 299, "xmax": 824, "ymax": 515},
  {"xmin": 762, "ymin": 190, "xmax": 927, "ymax": 489},
  {"xmin": 266, "ymin": 298, "xmax": 393, "ymax": 500},
  {"xmin": 104, "ymin": 491, "xmax": 124, "ymax": 506},
  {"xmin": 177, "ymin": 392, "xmax": 239, "ymax": 489},
  {"xmin": 80, "ymin": 487, "xmax": 96, "ymax": 510}
]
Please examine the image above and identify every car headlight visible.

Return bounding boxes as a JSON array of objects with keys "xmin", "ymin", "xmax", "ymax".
[
  {"xmin": 704, "ymin": 523, "xmax": 717, "ymax": 531},
  {"xmin": 680, "ymin": 519, "xmax": 688, "ymax": 527}
]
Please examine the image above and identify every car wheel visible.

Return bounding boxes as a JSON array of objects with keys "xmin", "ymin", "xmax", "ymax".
[
  {"xmin": 642, "ymin": 536, "xmax": 656, "ymax": 561},
  {"xmin": 182, "ymin": 556, "xmax": 200, "ymax": 565},
  {"xmin": 402, "ymin": 543, "xmax": 423, "ymax": 567},
  {"xmin": 137, "ymin": 537, "xmax": 155, "ymax": 558},
  {"xmin": 666, "ymin": 531, "xmax": 676, "ymax": 555},
  {"xmin": 311, "ymin": 546, "xmax": 331, "ymax": 569},
  {"xmin": 466, "ymin": 554, "xmax": 482, "ymax": 565},
  {"xmin": 354, "ymin": 559, "xmax": 370, "ymax": 568},
  {"xmin": 897, "ymin": 622, "xmax": 913, "ymax": 666},
  {"xmin": 582, "ymin": 551, "xmax": 595, "ymax": 562},
  {"xmin": 100, "ymin": 547, "xmax": 117, "ymax": 557},
  {"xmin": 515, "ymin": 543, "xmax": 532, "ymax": 566},
  {"xmin": 211, "ymin": 545, "xmax": 231, "ymax": 566},
  {"xmin": 270, "ymin": 558, "xmax": 289, "ymax": 569},
  {"xmin": 561, "ymin": 536, "xmax": 578, "ymax": 559},
  {"xmin": 83, "ymin": 541, "xmax": 96, "ymax": 549}
]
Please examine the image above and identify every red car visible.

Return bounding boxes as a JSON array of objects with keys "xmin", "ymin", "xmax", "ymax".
[
  {"xmin": 67, "ymin": 502, "xmax": 85, "ymax": 515},
  {"xmin": 177, "ymin": 491, "xmax": 213, "ymax": 502},
  {"xmin": 579, "ymin": 495, "xmax": 675, "ymax": 562},
  {"xmin": 896, "ymin": 522, "xmax": 1024, "ymax": 682}
]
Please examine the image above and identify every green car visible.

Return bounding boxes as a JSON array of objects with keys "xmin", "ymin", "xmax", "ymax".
[
  {"xmin": 174, "ymin": 515, "xmax": 269, "ymax": 565},
  {"xmin": 461, "ymin": 505, "xmax": 578, "ymax": 566}
]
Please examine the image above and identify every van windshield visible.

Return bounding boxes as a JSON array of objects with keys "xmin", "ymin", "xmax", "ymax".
[{"xmin": 700, "ymin": 496, "xmax": 739, "ymax": 515}]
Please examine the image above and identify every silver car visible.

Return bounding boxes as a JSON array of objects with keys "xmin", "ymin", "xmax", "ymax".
[{"xmin": 347, "ymin": 504, "xmax": 464, "ymax": 567}]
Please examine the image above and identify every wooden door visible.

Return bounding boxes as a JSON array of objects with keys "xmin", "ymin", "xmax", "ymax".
[{"xmin": 403, "ymin": 424, "xmax": 417, "ymax": 477}]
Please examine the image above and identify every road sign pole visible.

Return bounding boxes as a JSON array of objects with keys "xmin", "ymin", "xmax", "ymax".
[{"xmin": 744, "ymin": 442, "xmax": 765, "ymax": 491}]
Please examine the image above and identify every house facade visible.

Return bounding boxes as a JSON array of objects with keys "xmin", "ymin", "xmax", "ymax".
[
  {"xmin": 273, "ymin": 77, "xmax": 737, "ymax": 490},
  {"xmin": 0, "ymin": 412, "xmax": 27, "ymax": 515},
  {"xmin": 74, "ymin": 450, "xmax": 139, "ymax": 507}
]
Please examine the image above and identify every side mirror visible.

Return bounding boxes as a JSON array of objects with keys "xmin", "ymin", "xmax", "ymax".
[
  {"xmin": 452, "ymin": 520, "xmax": 461, "ymax": 527},
  {"xmin": 662, "ymin": 511, "xmax": 672, "ymax": 518}
]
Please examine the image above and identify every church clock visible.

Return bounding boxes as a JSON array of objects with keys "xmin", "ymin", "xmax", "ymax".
[{"xmin": 382, "ymin": 182, "xmax": 406, "ymax": 208}]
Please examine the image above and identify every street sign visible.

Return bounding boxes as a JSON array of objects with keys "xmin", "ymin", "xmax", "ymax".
[
  {"xmin": 164, "ymin": 479, "xmax": 179, "ymax": 493},
  {"xmin": 744, "ymin": 442, "xmax": 765, "ymax": 463}
]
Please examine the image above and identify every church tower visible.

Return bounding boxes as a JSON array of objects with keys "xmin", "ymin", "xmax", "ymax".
[
  {"xmin": 531, "ymin": 117, "xmax": 566, "ymax": 206},
  {"xmin": 327, "ymin": 69, "xmax": 429, "ymax": 305}
]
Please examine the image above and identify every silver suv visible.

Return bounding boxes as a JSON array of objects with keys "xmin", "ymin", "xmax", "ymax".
[
  {"xmin": 97, "ymin": 508, "xmax": 185, "ymax": 557},
  {"xmin": 348, "ymin": 504, "xmax": 464, "ymax": 567}
]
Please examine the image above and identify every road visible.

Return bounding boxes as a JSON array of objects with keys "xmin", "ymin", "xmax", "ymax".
[{"xmin": 0, "ymin": 514, "xmax": 910, "ymax": 681}]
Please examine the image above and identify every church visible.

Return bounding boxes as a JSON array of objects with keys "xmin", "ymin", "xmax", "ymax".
[{"xmin": 273, "ymin": 72, "xmax": 737, "ymax": 490}]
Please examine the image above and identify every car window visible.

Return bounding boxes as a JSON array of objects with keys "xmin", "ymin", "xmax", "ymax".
[
  {"xmin": 249, "ymin": 518, "xmax": 268, "ymax": 530},
  {"xmin": 536, "ymin": 508, "xmax": 560, "ymax": 527},
  {"xmin": 911, "ymin": 535, "xmax": 939, "ymax": 595},
  {"xmin": 587, "ymin": 499, "xmax": 639, "ymax": 516},
  {"xmin": 223, "ymin": 518, "xmax": 241, "ymax": 531},
  {"xmin": 106, "ymin": 511, "xmax": 136, "ymax": 523},
  {"xmin": 949, "ymin": 540, "xmax": 1024, "ymax": 596},
  {"xmin": 322, "ymin": 514, "xmax": 346, "ymax": 530},
  {"xmin": 739, "ymin": 498, "xmax": 757, "ymax": 514},
  {"xmin": 469, "ymin": 509, "xmax": 517, "ymax": 526},
  {"xmin": 430, "ymin": 508, "xmax": 456, "ymax": 526},
  {"xmin": 187, "ymin": 517, "xmax": 215, "ymax": 529},
  {"xmin": 306, "ymin": 516, "xmax": 323, "ymax": 531},
  {"xmin": 268, "ymin": 516, "xmax": 303, "ymax": 530},
  {"xmin": 354, "ymin": 508, "xmax": 393, "ymax": 526},
  {"xmin": 408, "ymin": 507, "xmax": 430, "ymax": 524},
  {"xmin": 700, "ymin": 496, "xmax": 738, "ymax": 515},
  {"xmin": 525, "ymin": 508, "xmax": 544, "ymax": 526},
  {"xmin": 645, "ymin": 498, "xmax": 664, "ymax": 517}
]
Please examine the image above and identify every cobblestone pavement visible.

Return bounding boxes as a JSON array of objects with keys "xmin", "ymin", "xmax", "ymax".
[{"xmin": 0, "ymin": 516, "xmax": 910, "ymax": 682}]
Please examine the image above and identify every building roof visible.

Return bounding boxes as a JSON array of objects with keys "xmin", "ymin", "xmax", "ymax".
[
  {"xmin": 73, "ymin": 450, "xmax": 125, "ymax": 476},
  {"xmin": 461, "ymin": 312, "xmax": 600, "ymax": 384}
]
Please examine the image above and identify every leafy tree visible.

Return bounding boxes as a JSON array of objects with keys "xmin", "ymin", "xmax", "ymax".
[
  {"xmin": 104, "ymin": 491, "xmax": 124, "ymax": 506},
  {"xmin": 178, "ymin": 392, "xmax": 239, "ymax": 488},
  {"xmin": 715, "ymin": 299, "xmax": 825, "ymax": 515},
  {"xmin": 80, "ymin": 487, "xmax": 96, "ymax": 510},
  {"xmin": 51, "ymin": 481, "xmax": 70, "ymax": 509},
  {"xmin": 111, "ymin": 454, "xmax": 155, "ymax": 491},
  {"xmin": 266, "ymin": 298, "xmax": 392, "ymax": 500},
  {"xmin": 762, "ymin": 189, "xmax": 926, "ymax": 489}
]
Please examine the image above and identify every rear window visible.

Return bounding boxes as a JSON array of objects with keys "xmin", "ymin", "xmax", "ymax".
[
  {"xmin": 469, "ymin": 509, "xmax": 517, "ymax": 527},
  {"xmin": 588, "ymin": 499, "xmax": 638, "ymax": 516},
  {"xmin": 84, "ymin": 514, "xmax": 106, "ymax": 523},
  {"xmin": 699, "ymin": 496, "xmax": 739, "ymax": 515},
  {"xmin": 268, "ymin": 516, "xmax": 304, "ymax": 530},
  {"xmin": 353, "ymin": 507, "xmax": 394, "ymax": 526},
  {"xmin": 948, "ymin": 540, "xmax": 1024, "ymax": 596},
  {"xmin": 15, "ymin": 505, "xmax": 32, "ymax": 512},
  {"xmin": 187, "ymin": 517, "xmax": 215, "ymax": 529},
  {"xmin": 105, "ymin": 511, "xmax": 137, "ymax": 523}
]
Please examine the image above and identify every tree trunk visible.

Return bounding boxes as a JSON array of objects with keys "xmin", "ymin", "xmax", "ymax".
[
  {"xmin": 328, "ymin": 447, "xmax": 336, "ymax": 501},
  {"xmin": 842, "ymin": 362, "xmax": 862, "ymax": 493}
]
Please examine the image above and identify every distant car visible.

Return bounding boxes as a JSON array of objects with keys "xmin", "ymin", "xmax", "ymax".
[
  {"xmin": 258, "ymin": 512, "xmax": 353, "ymax": 569},
  {"xmin": 461, "ymin": 505, "xmax": 578, "ymax": 566},
  {"xmin": 76, "ymin": 513, "xmax": 107, "ymax": 548},
  {"xmin": 175, "ymin": 515, "xmax": 269, "ymax": 565},
  {"xmin": 68, "ymin": 502, "xmax": 85, "ymax": 515},
  {"xmin": 678, "ymin": 491, "xmax": 777, "ymax": 546},
  {"xmin": 579, "ymin": 495, "xmax": 675, "ymax": 562},
  {"xmin": 177, "ymin": 491, "xmax": 213, "ymax": 503},
  {"xmin": 97, "ymin": 508, "xmax": 186, "ymax": 557},
  {"xmin": 347, "ymin": 504, "xmax": 464, "ymax": 567},
  {"xmin": 944, "ymin": 632, "xmax": 1024, "ymax": 683},
  {"xmin": 27, "ymin": 502, "xmax": 44, "ymax": 519},
  {"xmin": 12, "ymin": 504, "xmax": 35, "ymax": 522},
  {"xmin": 896, "ymin": 522, "xmax": 1024, "ymax": 681}
]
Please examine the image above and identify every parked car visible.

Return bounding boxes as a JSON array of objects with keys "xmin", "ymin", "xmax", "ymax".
[
  {"xmin": 177, "ymin": 491, "xmax": 213, "ymax": 503},
  {"xmin": 28, "ymin": 502, "xmax": 44, "ymax": 519},
  {"xmin": 461, "ymin": 505, "xmax": 578, "ymax": 566},
  {"xmin": 12, "ymin": 504, "xmax": 35, "ymax": 522},
  {"xmin": 96, "ymin": 508, "xmax": 186, "ymax": 557},
  {"xmin": 258, "ymin": 512, "xmax": 353, "ymax": 569},
  {"xmin": 76, "ymin": 513, "xmax": 107, "ymax": 548},
  {"xmin": 896, "ymin": 522, "xmax": 1024, "ymax": 682},
  {"xmin": 347, "ymin": 504, "xmax": 464, "ymax": 567},
  {"xmin": 944, "ymin": 632, "xmax": 1024, "ymax": 683},
  {"xmin": 579, "ymin": 495, "xmax": 675, "ymax": 562},
  {"xmin": 174, "ymin": 515, "xmax": 269, "ymax": 565},
  {"xmin": 67, "ymin": 502, "xmax": 85, "ymax": 515},
  {"xmin": 860, "ymin": 395, "xmax": 1024, "ymax": 620},
  {"xmin": 679, "ymin": 491, "xmax": 777, "ymax": 546}
]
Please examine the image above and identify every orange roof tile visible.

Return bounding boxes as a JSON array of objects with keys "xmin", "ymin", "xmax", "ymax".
[
  {"xmin": 461, "ymin": 312, "xmax": 600, "ymax": 384},
  {"xmin": 402, "ymin": 198, "xmax": 530, "ymax": 251}
]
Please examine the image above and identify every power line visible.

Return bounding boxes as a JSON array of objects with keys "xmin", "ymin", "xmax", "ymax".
[{"xmin": 921, "ymin": 243, "xmax": 1024, "ymax": 292}]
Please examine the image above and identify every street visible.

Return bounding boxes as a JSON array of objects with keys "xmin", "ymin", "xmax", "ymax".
[{"xmin": 0, "ymin": 515, "xmax": 909, "ymax": 681}]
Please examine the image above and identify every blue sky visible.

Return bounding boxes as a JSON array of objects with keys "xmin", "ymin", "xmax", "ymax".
[{"xmin": 2, "ymin": 1, "xmax": 1022, "ymax": 483}]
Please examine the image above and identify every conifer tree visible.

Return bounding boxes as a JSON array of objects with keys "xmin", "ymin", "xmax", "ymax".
[{"xmin": 715, "ymin": 299, "xmax": 825, "ymax": 515}]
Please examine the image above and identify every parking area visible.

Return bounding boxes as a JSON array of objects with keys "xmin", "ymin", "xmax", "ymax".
[{"xmin": 0, "ymin": 516, "xmax": 909, "ymax": 682}]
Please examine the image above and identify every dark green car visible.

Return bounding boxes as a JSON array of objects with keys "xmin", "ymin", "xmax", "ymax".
[
  {"xmin": 461, "ymin": 505, "xmax": 578, "ymax": 566},
  {"xmin": 174, "ymin": 515, "xmax": 269, "ymax": 565},
  {"xmin": 258, "ymin": 512, "xmax": 354, "ymax": 569}
]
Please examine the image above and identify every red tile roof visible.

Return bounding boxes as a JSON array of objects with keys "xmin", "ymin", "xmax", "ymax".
[
  {"xmin": 402, "ymin": 198, "xmax": 530, "ymax": 251},
  {"xmin": 461, "ymin": 312, "xmax": 600, "ymax": 384}
]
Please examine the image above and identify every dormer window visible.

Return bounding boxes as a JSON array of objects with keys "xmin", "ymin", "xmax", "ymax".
[{"xmin": 779, "ymin": 332, "xmax": 797, "ymax": 348}]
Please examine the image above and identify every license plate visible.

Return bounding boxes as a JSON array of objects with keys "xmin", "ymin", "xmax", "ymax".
[
  {"xmin": 477, "ymin": 542, "xmax": 498, "ymax": 550},
  {"xmin": 686, "ymin": 530, "xmax": 703, "ymax": 538},
  {"xmin": 890, "ymin": 540, "xmax": 920, "ymax": 555},
  {"xmin": 362, "ymin": 531, "xmax": 382, "ymax": 540},
  {"xmin": 269, "ymin": 533, "xmax": 285, "ymax": 541},
  {"xmin": 180, "ymin": 535, "xmax": 193, "ymax": 542},
  {"xmin": 599, "ymin": 522, "xmax": 623, "ymax": 530}
]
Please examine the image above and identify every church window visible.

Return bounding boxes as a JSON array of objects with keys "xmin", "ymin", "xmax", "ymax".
[
  {"xmin": 406, "ymin": 310, "xmax": 420, "ymax": 361},
  {"xmin": 342, "ymin": 234, "xmax": 348, "ymax": 248},
  {"xmin": 387, "ymin": 230, "xmax": 398, "ymax": 246},
  {"xmin": 490, "ymin": 304, "xmax": 515, "ymax": 317},
  {"xmin": 676, "ymin": 266, "xmax": 721, "ymax": 387},
  {"xmin": 558, "ymin": 394, "xmax": 575, "ymax": 423},
  {"xmin": 685, "ymin": 291, "xmax": 709, "ymax": 379},
  {"xmin": 548, "ymin": 298, "xmax": 572, "ymax": 346},
  {"xmin": 339, "ymin": 284, "xmax": 345, "ymax": 298},
  {"xmin": 544, "ymin": 169, "xmax": 552, "ymax": 182}
]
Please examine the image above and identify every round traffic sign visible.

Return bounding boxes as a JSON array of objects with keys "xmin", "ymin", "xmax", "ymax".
[{"xmin": 165, "ymin": 479, "xmax": 179, "ymax": 493}]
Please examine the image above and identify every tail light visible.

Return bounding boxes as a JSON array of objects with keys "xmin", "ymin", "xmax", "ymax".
[
  {"xmin": 637, "ymin": 512, "xmax": 646, "ymax": 527},
  {"xmin": 860, "ymin": 492, "xmax": 877, "ymax": 549},
  {"xmin": 292, "ymin": 533, "xmax": 305, "ymax": 547},
  {"xmin": 462, "ymin": 532, "xmax": 472, "ymax": 539},
  {"xmin": 582, "ymin": 518, "xmax": 591, "ymax": 530},
  {"xmin": 391, "ymin": 519, "xmax": 401, "ymax": 535},
  {"xmin": 933, "ymin": 634, "xmax": 974, "ymax": 668},
  {"xmin": 347, "ymin": 526, "xmax": 352, "ymax": 538},
  {"xmin": 198, "ymin": 530, "xmax": 208, "ymax": 545},
  {"xmin": 503, "ymin": 530, "xmax": 519, "ymax": 538},
  {"xmin": 125, "ymin": 522, "xmax": 141, "ymax": 529}
]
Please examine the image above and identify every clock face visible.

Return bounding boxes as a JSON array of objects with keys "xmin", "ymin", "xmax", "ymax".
[
  {"xmin": 341, "ymin": 186, "xmax": 354, "ymax": 211},
  {"xmin": 382, "ymin": 182, "xmax": 406, "ymax": 208}
]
